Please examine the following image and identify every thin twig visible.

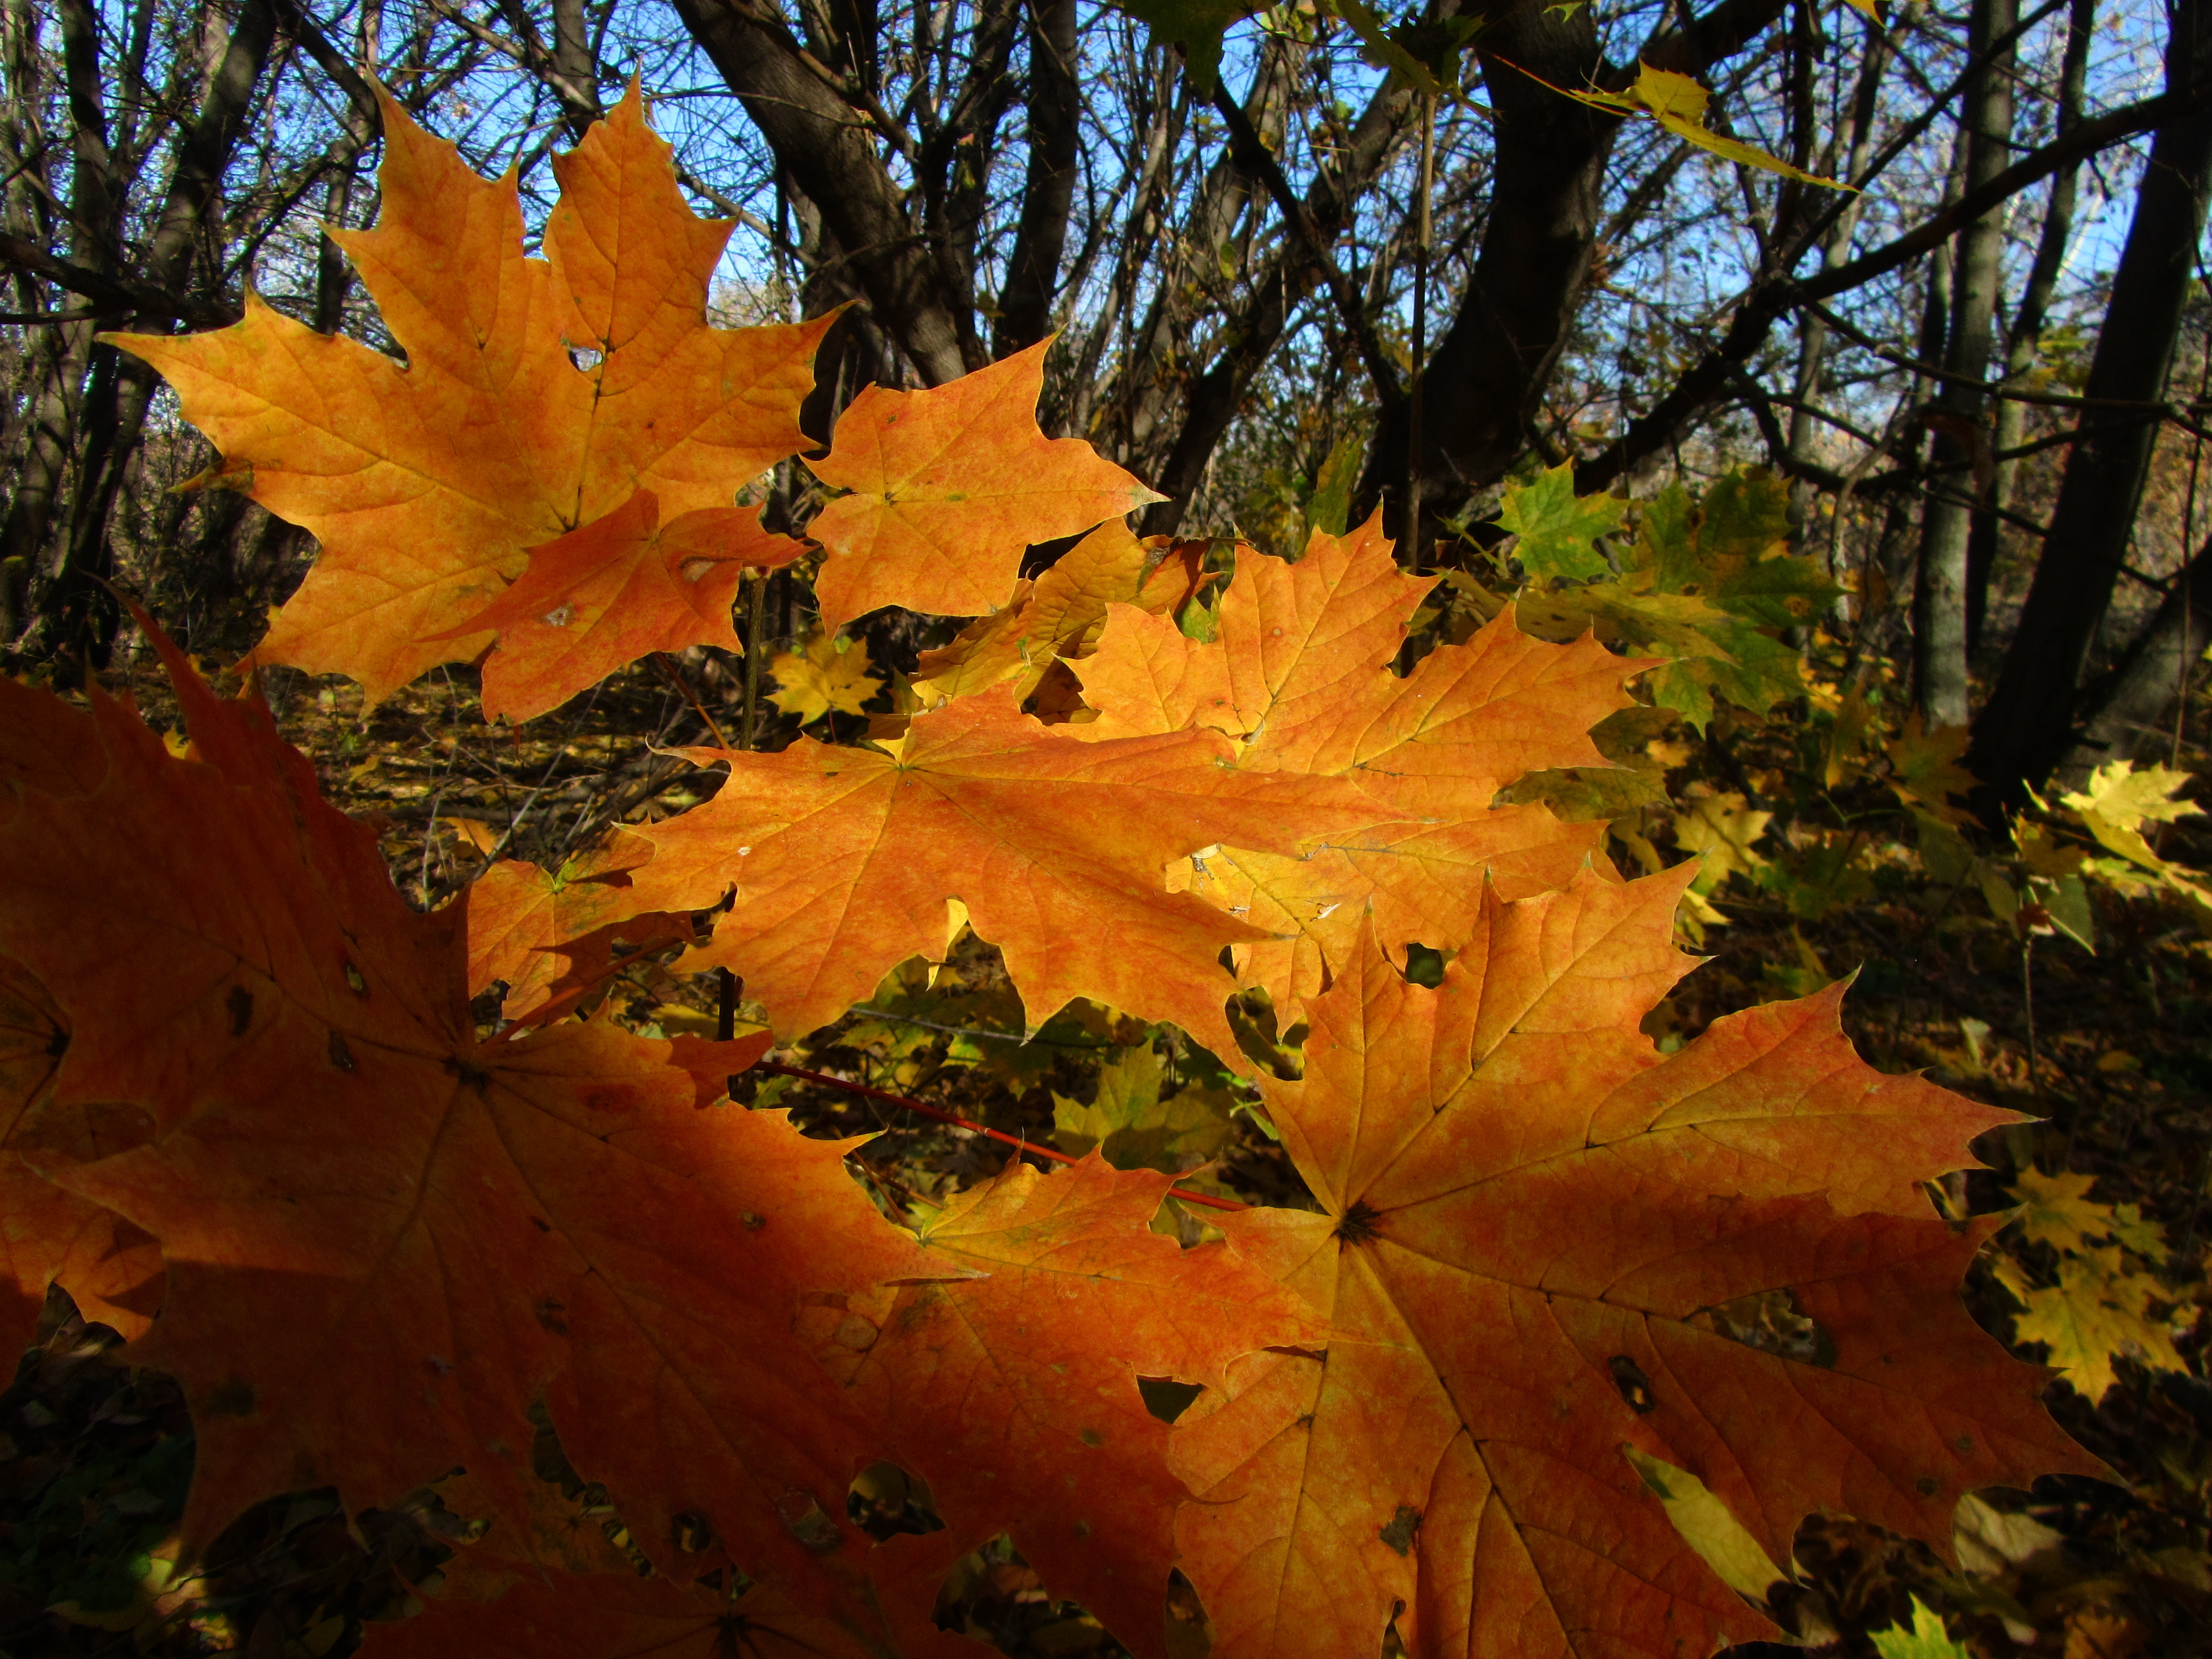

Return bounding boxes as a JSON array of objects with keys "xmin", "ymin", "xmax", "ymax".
[
  {"xmin": 651, "ymin": 650, "xmax": 732, "ymax": 749},
  {"xmin": 756, "ymin": 1060, "xmax": 1247, "ymax": 1212}
]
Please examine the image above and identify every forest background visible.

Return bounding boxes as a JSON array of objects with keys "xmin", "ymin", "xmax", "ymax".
[{"xmin": 2, "ymin": 0, "xmax": 2212, "ymax": 1654}]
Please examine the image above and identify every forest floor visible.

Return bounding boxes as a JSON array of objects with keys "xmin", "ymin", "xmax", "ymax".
[{"xmin": 3, "ymin": 635, "xmax": 2209, "ymax": 1659}]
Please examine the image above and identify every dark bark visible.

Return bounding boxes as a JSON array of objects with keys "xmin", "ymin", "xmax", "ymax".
[
  {"xmin": 551, "ymin": 0, "xmax": 602, "ymax": 134},
  {"xmin": 1357, "ymin": 0, "xmax": 1791, "ymax": 528},
  {"xmin": 1967, "ymin": 0, "xmax": 2093, "ymax": 652},
  {"xmin": 1968, "ymin": 0, "xmax": 2212, "ymax": 807},
  {"xmin": 994, "ymin": 0, "xmax": 1079, "ymax": 354},
  {"xmin": 1357, "ymin": 0, "xmax": 1611, "ymax": 524},
  {"xmin": 671, "ymin": 0, "xmax": 976, "ymax": 382},
  {"xmin": 2065, "ymin": 536, "xmax": 2212, "ymax": 776},
  {"xmin": 39, "ymin": 0, "xmax": 281, "ymax": 663}
]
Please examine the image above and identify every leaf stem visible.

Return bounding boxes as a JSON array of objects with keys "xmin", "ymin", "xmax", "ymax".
[
  {"xmin": 742, "ymin": 571, "xmax": 769, "ymax": 750},
  {"xmin": 754, "ymin": 1060, "xmax": 1247, "ymax": 1211}
]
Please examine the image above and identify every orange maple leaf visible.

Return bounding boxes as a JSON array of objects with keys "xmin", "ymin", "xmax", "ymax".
[
  {"xmin": 1072, "ymin": 519, "xmax": 1648, "ymax": 1009},
  {"xmin": 809, "ymin": 339, "xmax": 1165, "ymax": 629},
  {"xmin": 803, "ymin": 1154, "xmax": 1318, "ymax": 1659},
  {"xmin": 613, "ymin": 684, "xmax": 1385, "ymax": 1061},
  {"xmin": 435, "ymin": 490, "xmax": 806, "ymax": 724},
  {"xmin": 908, "ymin": 520, "xmax": 1208, "ymax": 711},
  {"xmin": 459, "ymin": 842, "xmax": 693, "ymax": 1021},
  {"xmin": 109, "ymin": 86, "xmax": 830, "ymax": 701},
  {"xmin": 1170, "ymin": 878, "xmax": 2101, "ymax": 1659},
  {"xmin": 1, "ymin": 953, "xmax": 164, "ymax": 1362},
  {"xmin": 0, "ymin": 628, "xmax": 924, "ymax": 1642}
]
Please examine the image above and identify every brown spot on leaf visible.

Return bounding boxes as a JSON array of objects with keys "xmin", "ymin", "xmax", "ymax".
[
  {"xmin": 1378, "ymin": 1505, "xmax": 1421, "ymax": 1556},
  {"xmin": 1609, "ymin": 1354, "xmax": 1656, "ymax": 1414}
]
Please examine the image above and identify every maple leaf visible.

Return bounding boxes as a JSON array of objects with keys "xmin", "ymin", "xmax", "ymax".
[
  {"xmin": 611, "ymin": 684, "xmax": 1385, "ymax": 1060},
  {"xmin": 1051, "ymin": 1043, "xmax": 1236, "ymax": 1173},
  {"xmin": 909, "ymin": 520, "xmax": 1207, "ymax": 711},
  {"xmin": 1886, "ymin": 716, "xmax": 1977, "ymax": 828},
  {"xmin": 1507, "ymin": 467, "xmax": 1836, "ymax": 732},
  {"xmin": 1870, "ymin": 1601, "xmax": 1975, "ymax": 1659},
  {"xmin": 1498, "ymin": 459, "xmax": 1626, "ymax": 581},
  {"xmin": 2061, "ymin": 760, "xmax": 2208, "ymax": 914},
  {"xmin": 110, "ymin": 86, "xmax": 830, "ymax": 701},
  {"xmin": 1069, "ymin": 520, "xmax": 1641, "ymax": 1010},
  {"xmin": 0, "ymin": 687, "xmax": 167, "ymax": 1360},
  {"xmin": 2008, "ymin": 1247, "xmax": 2190, "ymax": 1405},
  {"xmin": 802, "ymin": 1153, "xmax": 1317, "ymax": 1659},
  {"xmin": 1168, "ymin": 878, "xmax": 2098, "ymax": 1659},
  {"xmin": 435, "ymin": 490, "xmax": 805, "ymax": 725},
  {"xmin": 807, "ymin": 340, "xmax": 1165, "ymax": 629},
  {"xmin": 1672, "ymin": 790, "xmax": 1773, "ymax": 893},
  {"xmin": 0, "ymin": 626, "xmax": 926, "ymax": 1642},
  {"xmin": 459, "ymin": 845, "xmax": 693, "ymax": 1021},
  {"xmin": 771, "ymin": 630, "xmax": 884, "ymax": 724},
  {"xmin": 2007, "ymin": 1168, "xmax": 2169, "ymax": 1262},
  {"xmin": 1552, "ymin": 62, "xmax": 1845, "ymax": 186},
  {"xmin": 2, "ymin": 953, "xmax": 164, "ymax": 1363}
]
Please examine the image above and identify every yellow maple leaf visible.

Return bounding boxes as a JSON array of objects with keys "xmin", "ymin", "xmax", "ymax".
[
  {"xmin": 2061, "ymin": 759, "xmax": 2201, "ymax": 868},
  {"xmin": 2009, "ymin": 1168, "xmax": 2169, "ymax": 1263},
  {"xmin": 2011, "ymin": 1245, "xmax": 2190, "ymax": 1403},
  {"xmin": 1549, "ymin": 62, "xmax": 1848, "ymax": 188},
  {"xmin": 770, "ymin": 633, "xmax": 882, "ymax": 725},
  {"xmin": 1672, "ymin": 791, "xmax": 1772, "ymax": 894},
  {"xmin": 1886, "ymin": 715, "xmax": 1976, "ymax": 826}
]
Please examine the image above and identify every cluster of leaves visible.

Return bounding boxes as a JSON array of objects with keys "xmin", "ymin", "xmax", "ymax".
[{"xmin": 0, "ymin": 86, "xmax": 2114, "ymax": 1659}]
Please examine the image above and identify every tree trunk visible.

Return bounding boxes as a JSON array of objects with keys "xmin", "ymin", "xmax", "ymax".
[
  {"xmin": 672, "ymin": 0, "xmax": 977, "ymax": 382},
  {"xmin": 1966, "ymin": 0, "xmax": 2093, "ymax": 653},
  {"xmin": 2064, "ymin": 534, "xmax": 2212, "ymax": 777},
  {"xmin": 1912, "ymin": 0, "xmax": 2017, "ymax": 728},
  {"xmin": 38, "ymin": 0, "xmax": 280, "ymax": 663},
  {"xmin": 1969, "ymin": 0, "xmax": 2212, "ymax": 805},
  {"xmin": 993, "ymin": 0, "xmax": 1079, "ymax": 355},
  {"xmin": 1784, "ymin": 16, "xmax": 1890, "ymax": 531},
  {"xmin": 1359, "ymin": 0, "xmax": 1610, "ymax": 520}
]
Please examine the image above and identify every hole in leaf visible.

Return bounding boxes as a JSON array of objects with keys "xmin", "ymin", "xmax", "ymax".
[
  {"xmin": 1695, "ymin": 1288, "xmax": 1837, "ymax": 1368},
  {"xmin": 848, "ymin": 1461, "xmax": 944, "ymax": 1540},
  {"xmin": 1608, "ymin": 1354, "xmax": 1656, "ymax": 1413},
  {"xmin": 927, "ymin": 1532, "xmax": 1113, "ymax": 1651},
  {"xmin": 1138, "ymin": 1376, "xmax": 1204, "ymax": 1424},
  {"xmin": 670, "ymin": 1508, "xmax": 715, "ymax": 1552},
  {"xmin": 1402, "ymin": 942, "xmax": 1448, "ymax": 988}
]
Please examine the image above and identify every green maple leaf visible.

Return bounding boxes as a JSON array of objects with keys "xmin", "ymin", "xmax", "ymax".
[
  {"xmin": 1870, "ymin": 1600, "xmax": 1972, "ymax": 1659},
  {"xmin": 1052, "ymin": 1045, "xmax": 1235, "ymax": 1174},
  {"xmin": 1499, "ymin": 459, "xmax": 1627, "ymax": 581}
]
